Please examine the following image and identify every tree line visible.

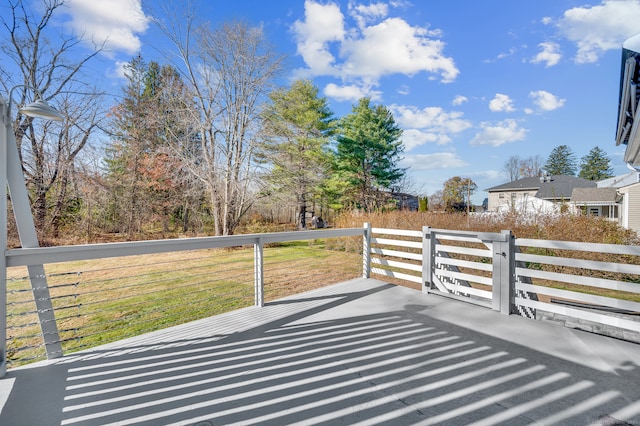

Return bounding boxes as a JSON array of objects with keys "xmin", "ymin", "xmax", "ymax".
[
  {"xmin": 1, "ymin": 0, "xmax": 406, "ymax": 241},
  {"xmin": 502, "ymin": 145, "xmax": 614, "ymax": 182}
]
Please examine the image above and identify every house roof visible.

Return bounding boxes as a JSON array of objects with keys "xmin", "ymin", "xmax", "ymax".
[
  {"xmin": 597, "ymin": 171, "xmax": 640, "ymax": 188},
  {"xmin": 570, "ymin": 187, "xmax": 620, "ymax": 204},
  {"xmin": 486, "ymin": 175, "xmax": 597, "ymax": 199}
]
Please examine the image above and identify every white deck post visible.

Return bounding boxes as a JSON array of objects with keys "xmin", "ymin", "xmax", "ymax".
[
  {"xmin": 363, "ymin": 223, "xmax": 371, "ymax": 278},
  {"xmin": 492, "ymin": 230, "xmax": 514, "ymax": 314},
  {"xmin": 6, "ymin": 121, "xmax": 62, "ymax": 359},
  {"xmin": 422, "ymin": 226, "xmax": 432, "ymax": 294},
  {"xmin": 254, "ymin": 237, "xmax": 264, "ymax": 307},
  {"xmin": 0, "ymin": 98, "xmax": 8, "ymax": 376}
]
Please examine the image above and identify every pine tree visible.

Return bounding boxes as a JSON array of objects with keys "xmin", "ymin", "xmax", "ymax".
[
  {"xmin": 259, "ymin": 80, "xmax": 335, "ymax": 229},
  {"xmin": 579, "ymin": 146, "xmax": 614, "ymax": 180},
  {"xmin": 106, "ymin": 57, "xmax": 195, "ymax": 235},
  {"xmin": 333, "ymin": 98, "xmax": 405, "ymax": 211},
  {"xmin": 544, "ymin": 145, "xmax": 577, "ymax": 176}
]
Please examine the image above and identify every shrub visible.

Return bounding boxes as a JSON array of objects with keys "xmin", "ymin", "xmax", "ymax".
[{"xmin": 334, "ymin": 210, "xmax": 640, "ymax": 245}]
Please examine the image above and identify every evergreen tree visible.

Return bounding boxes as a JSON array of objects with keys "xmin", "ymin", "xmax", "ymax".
[
  {"xmin": 544, "ymin": 145, "xmax": 577, "ymax": 176},
  {"xmin": 332, "ymin": 98, "xmax": 405, "ymax": 211},
  {"xmin": 579, "ymin": 146, "xmax": 614, "ymax": 180},
  {"xmin": 106, "ymin": 57, "xmax": 196, "ymax": 235},
  {"xmin": 259, "ymin": 80, "xmax": 335, "ymax": 229}
]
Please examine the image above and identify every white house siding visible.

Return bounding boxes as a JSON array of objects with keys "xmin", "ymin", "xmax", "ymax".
[
  {"xmin": 618, "ymin": 182, "xmax": 640, "ymax": 235},
  {"xmin": 488, "ymin": 189, "xmax": 537, "ymax": 212}
]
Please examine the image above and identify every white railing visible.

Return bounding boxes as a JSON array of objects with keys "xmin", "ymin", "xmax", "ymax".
[
  {"xmin": 514, "ymin": 238, "xmax": 640, "ymax": 336},
  {"xmin": 367, "ymin": 226, "xmax": 422, "ymax": 285},
  {"xmin": 370, "ymin": 227, "xmax": 640, "ymax": 339},
  {"xmin": 5, "ymin": 223, "xmax": 640, "ymax": 375},
  {"xmin": 3, "ymin": 227, "xmax": 366, "ymax": 373}
]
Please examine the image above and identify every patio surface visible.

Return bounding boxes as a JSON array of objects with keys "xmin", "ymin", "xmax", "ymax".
[{"xmin": 1, "ymin": 278, "xmax": 640, "ymax": 425}]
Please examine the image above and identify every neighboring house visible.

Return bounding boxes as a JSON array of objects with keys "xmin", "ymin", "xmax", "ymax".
[
  {"xmin": 389, "ymin": 192, "xmax": 419, "ymax": 211},
  {"xmin": 616, "ymin": 34, "xmax": 640, "ymax": 168},
  {"xmin": 594, "ymin": 172, "xmax": 640, "ymax": 234},
  {"xmin": 612, "ymin": 36, "xmax": 640, "ymax": 235},
  {"xmin": 597, "ymin": 171, "xmax": 640, "ymax": 188},
  {"xmin": 485, "ymin": 175, "xmax": 596, "ymax": 213},
  {"xmin": 617, "ymin": 182, "xmax": 640, "ymax": 233},
  {"xmin": 570, "ymin": 187, "xmax": 621, "ymax": 219}
]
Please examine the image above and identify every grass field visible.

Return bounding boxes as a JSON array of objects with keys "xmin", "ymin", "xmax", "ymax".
[{"xmin": 6, "ymin": 238, "xmax": 362, "ymax": 367}]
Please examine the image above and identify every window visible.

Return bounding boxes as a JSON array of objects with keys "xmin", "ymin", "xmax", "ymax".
[{"xmin": 588, "ymin": 207, "xmax": 601, "ymax": 216}]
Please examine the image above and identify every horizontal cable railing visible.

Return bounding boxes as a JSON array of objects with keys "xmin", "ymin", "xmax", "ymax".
[
  {"xmin": 5, "ymin": 228, "xmax": 365, "ymax": 368},
  {"xmin": 263, "ymin": 240, "xmax": 362, "ymax": 301}
]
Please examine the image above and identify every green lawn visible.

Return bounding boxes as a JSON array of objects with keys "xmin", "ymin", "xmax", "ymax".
[{"xmin": 6, "ymin": 238, "xmax": 362, "ymax": 367}]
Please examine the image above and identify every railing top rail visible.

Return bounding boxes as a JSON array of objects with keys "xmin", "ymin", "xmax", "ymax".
[
  {"xmin": 371, "ymin": 228, "xmax": 422, "ymax": 238},
  {"xmin": 426, "ymin": 228, "xmax": 509, "ymax": 242},
  {"xmin": 6, "ymin": 227, "xmax": 365, "ymax": 267},
  {"xmin": 516, "ymin": 238, "xmax": 640, "ymax": 256}
]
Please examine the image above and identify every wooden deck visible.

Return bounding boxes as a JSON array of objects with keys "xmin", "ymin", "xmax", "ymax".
[{"xmin": 2, "ymin": 278, "xmax": 640, "ymax": 425}]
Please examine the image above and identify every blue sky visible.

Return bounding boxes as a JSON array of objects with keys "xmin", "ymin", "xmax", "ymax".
[{"xmin": 53, "ymin": 0, "xmax": 640, "ymax": 202}]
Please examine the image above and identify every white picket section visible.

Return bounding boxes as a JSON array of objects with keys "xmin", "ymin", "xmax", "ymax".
[
  {"xmin": 372, "ymin": 257, "xmax": 422, "ymax": 272},
  {"xmin": 371, "ymin": 228, "xmax": 422, "ymax": 238},
  {"xmin": 371, "ymin": 237, "xmax": 422, "ymax": 249},
  {"xmin": 371, "ymin": 247, "xmax": 422, "ymax": 261},
  {"xmin": 515, "ymin": 238, "xmax": 640, "ymax": 336},
  {"xmin": 369, "ymin": 228, "xmax": 422, "ymax": 285},
  {"xmin": 435, "ymin": 244, "xmax": 492, "ymax": 258}
]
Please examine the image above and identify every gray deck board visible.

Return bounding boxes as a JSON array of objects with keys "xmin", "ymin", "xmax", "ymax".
[{"xmin": 2, "ymin": 278, "xmax": 640, "ymax": 425}]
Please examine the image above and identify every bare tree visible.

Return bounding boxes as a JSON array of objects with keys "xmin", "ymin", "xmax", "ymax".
[
  {"xmin": 520, "ymin": 155, "xmax": 543, "ymax": 178},
  {"xmin": 502, "ymin": 154, "xmax": 543, "ymax": 182},
  {"xmin": 502, "ymin": 155, "xmax": 521, "ymax": 181},
  {"xmin": 157, "ymin": 9, "xmax": 284, "ymax": 235},
  {"xmin": 429, "ymin": 190, "xmax": 444, "ymax": 212},
  {"xmin": 1, "ymin": 0, "xmax": 104, "ymax": 238}
]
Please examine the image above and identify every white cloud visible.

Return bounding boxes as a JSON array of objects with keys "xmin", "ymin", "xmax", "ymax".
[
  {"xmin": 107, "ymin": 61, "xmax": 129, "ymax": 80},
  {"xmin": 472, "ymin": 170, "xmax": 502, "ymax": 181},
  {"xmin": 64, "ymin": 0, "xmax": 150, "ymax": 56},
  {"xmin": 497, "ymin": 47, "xmax": 517, "ymax": 60},
  {"xmin": 484, "ymin": 47, "xmax": 517, "ymax": 63},
  {"xmin": 398, "ymin": 85, "xmax": 410, "ymax": 95},
  {"xmin": 292, "ymin": 0, "xmax": 459, "ymax": 98},
  {"xmin": 341, "ymin": 17, "xmax": 457, "ymax": 83},
  {"xmin": 529, "ymin": 90, "xmax": 566, "ymax": 111},
  {"xmin": 323, "ymin": 83, "xmax": 381, "ymax": 102},
  {"xmin": 349, "ymin": 1, "xmax": 389, "ymax": 29},
  {"xmin": 391, "ymin": 105, "xmax": 472, "ymax": 150},
  {"xmin": 452, "ymin": 95, "xmax": 468, "ymax": 106},
  {"xmin": 489, "ymin": 93, "xmax": 515, "ymax": 112},
  {"xmin": 401, "ymin": 153, "xmax": 468, "ymax": 170},
  {"xmin": 293, "ymin": 1, "xmax": 345, "ymax": 76},
  {"xmin": 557, "ymin": 0, "xmax": 640, "ymax": 63},
  {"xmin": 402, "ymin": 129, "xmax": 451, "ymax": 150},
  {"xmin": 470, "ymin": 119, "xmax": 527, "ymax": 147},
  {"xmin": 531, "ymin": 42, "xmax": 562, "ymax": 67}
]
